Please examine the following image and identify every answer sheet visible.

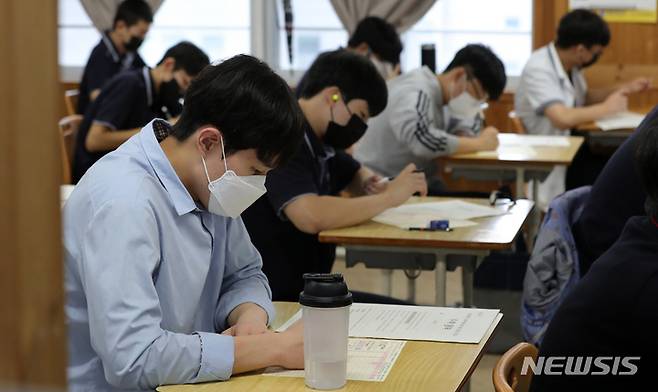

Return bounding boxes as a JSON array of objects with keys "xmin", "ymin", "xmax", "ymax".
[
  {"xmin": 372, "ymin": 200, "xmax": 506, "ymax": 229},
  {"xmin": 499, "ymin": 134, "xmax": 571, "ymax": 147},
  {"xmin": 278, "ymin": 303, "xmax": 500, "ymax": 344},
  {"xmin": 263, "ymin": 338, "xmax": 406, "ymax": 382},
  {"xmin": 594, "ymin": 111, "xmax": 645, "ymax": 131}
]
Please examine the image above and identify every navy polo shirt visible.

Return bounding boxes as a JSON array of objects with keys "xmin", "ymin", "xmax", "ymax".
[
  {"xmin": 73, "ymin": 66, "xmax": 164, "ymax": 183},
  {"xmin": 77, "ymin": 31, "xmax": 146, "ymax": 114},
  {"xmin": 573, "ymin": 105, "xmax": 656, "ymax": 274},
  {"xmin": 531, "ymin": 216, "xmax": 658, "ymax": 391},
  {"xmin": 242, "ymin": 124, "xmax": 361, "ymax": 301}
]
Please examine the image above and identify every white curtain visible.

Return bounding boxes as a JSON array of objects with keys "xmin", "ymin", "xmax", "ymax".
[
  {"xmin": 330, "ymin": 0, "xmax": 437, "ymax": 33},
  {"xmin": 80, "ymin": 0, "xmax": 164, "ymax": 32}
]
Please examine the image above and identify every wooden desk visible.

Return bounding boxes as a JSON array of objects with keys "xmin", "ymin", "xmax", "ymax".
[
  {"xmin": 157, "ymin": 302, "xmax": 503, "ymax": 392},
  {"xmin": 319, "ymin": 197, "xmax": 534, "ymax": 306},
  {"xmin": 575, "ymin": 108, "xmax": 651, "ymax": 148}
]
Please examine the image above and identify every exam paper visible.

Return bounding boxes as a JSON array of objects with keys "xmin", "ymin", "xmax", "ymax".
[
  {"xmin": 278, "ymin": 303, "xmax": 500, "ymax": 344},
  {"xmin": 594, "ymin": 111, "xmax": 645, "ymax": 131},
  {"xmin": 372, "ymin": 200, "xmax": 506, "ymax": 229},
  {"xmin": 263, "ymin": 338, "xmax": 406, "ymax": 382},
  {"xmin": 500, "ymin": 134, "xmax": 571, "ymax": 147},
  {"xmin": 474, "ymin": 146, "xmax": 538, "ymax": 158}
]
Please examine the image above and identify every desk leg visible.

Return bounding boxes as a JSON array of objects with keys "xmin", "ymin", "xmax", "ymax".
[
  {"xmin": 382, "ymin": 269, "xmax": 393, "ymax": 297},
  {"xmin": 407, "ymin": 275, "xmax": 416, "ymax": 303},
  {"xmin": 515, "ymin": 168, "xmax": 525, "ymax": 198},
  {"xmin": 461, "ymin": 261, "xmax": 475, "ymax": 308},
  {"xmin": 435, "ymin": 257, "xmax": 447, "ymax": 306}
]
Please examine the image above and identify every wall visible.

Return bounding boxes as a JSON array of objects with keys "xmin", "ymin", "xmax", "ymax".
[{"xmin": 0, "ymin": 0, "xmax": 67, "ymax": 389}]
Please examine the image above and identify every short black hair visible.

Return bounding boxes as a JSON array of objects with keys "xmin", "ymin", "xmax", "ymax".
[
  {"xmin": 635, "ymin": 119, "xmax": 658, "ymax": 219},
  {"xmin": 172, "ymin": 55, "xmax": 305, "ymax": 168},
  {"xmin": 555, "ymin": 9, "xmax": 610, "ymax": 49},
  {"xmin": 157, "ymin": 41, "xmax": 210, "ymax": 77},
  {"xmin": 298, "ymin": 49, "xmax": 388, "ymax": 117},
  {"xmin": 113, "ymin": 0, "xmax": 153, "ymax": 28},
  {"xmin": 348, "ymin": 16, "xmax": 403, "ymax": 65},
  {"xmin": 444, "ymin": 44, "xmax": 506, "ymax": 101}
]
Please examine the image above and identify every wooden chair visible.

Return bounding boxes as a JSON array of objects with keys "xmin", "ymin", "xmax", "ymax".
[
  {"xmin": 493, "ymin": 342, "xmax": 539, "ymax": 392},
  {"xmin": 58, "ymin": 115, "xmax": 83, "ymax": 184},
  {"xmin": 64, "ymin": 89, "xmax": 80, "ymax": 116},
  {"xmin": 509, "ymin": 110, "xmax": 527, "ymax": 134}
]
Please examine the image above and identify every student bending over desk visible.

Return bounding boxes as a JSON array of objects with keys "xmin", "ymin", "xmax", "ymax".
[
  {"xmin": 73, "ymin": 41, "xmax": 209, "ymax": 183},
  {"xmin": 243, "ymin": 50, "xmax": 427, "ymax": 302},
  {"xmin": 354, "ymin": 44, "xmax": 506, "ymax": 195},
  {"xmin": 63, "ymin": 55, "xmax": 305, "ymax": 391}
]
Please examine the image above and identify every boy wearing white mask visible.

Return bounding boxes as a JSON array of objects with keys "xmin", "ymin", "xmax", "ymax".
[
  {"xmin": 354, "ymin": 44, "xmax": 506, "ymax": 194},
  {"xmin": 63, "ymin": 55, "xmax": 305, "ymax": 391}
]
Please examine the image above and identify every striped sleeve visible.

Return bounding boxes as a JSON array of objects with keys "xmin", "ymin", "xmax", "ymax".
[{"xmin": 389, "ymin": 89, "xmax": 459, "ymax": 159}]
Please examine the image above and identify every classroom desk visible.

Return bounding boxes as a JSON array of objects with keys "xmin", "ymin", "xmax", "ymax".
[
  {"xmin": 575, "ymin": 107, "xmax": 651, "ymax": 148},
  {"xmin": 157, "ymin": 302, "xmax": 503, "ymax": 392},
  {"xmin": 319, "ymin": 196, "xmax": 534, "ymax": 306}
]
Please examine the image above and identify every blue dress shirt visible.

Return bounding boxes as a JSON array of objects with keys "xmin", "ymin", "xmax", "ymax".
[{"xmin": 63, "ymin": 119, "xmax": 275, "ymax": 391}]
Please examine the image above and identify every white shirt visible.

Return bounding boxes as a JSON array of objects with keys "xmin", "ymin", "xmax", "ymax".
[{"xmin": 515, "ymin": 43, "xmax": 588, "ymax": 210}]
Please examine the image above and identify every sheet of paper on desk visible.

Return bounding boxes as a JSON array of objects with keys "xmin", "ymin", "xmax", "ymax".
[
  {"xmin": 501, "ymin": 134, "xmax": 570, "ymax": 147},
  {"xmin": 372, "ymin": 200, "xmax": 506, "ymax": 229},
  {"xmin": 474, "ymin": 145, "xmax": 538, "ymax": 158},
  {"xmin": 263, "ymin": 338, "xmax": 406, "ymax": 382},
  {"xmin": 595, "ymin": 111, "xmax": 645, "ymax": 131},
  {"xmin": 277, "ymin": 303, "xmax": 500, "ymax": 344}
]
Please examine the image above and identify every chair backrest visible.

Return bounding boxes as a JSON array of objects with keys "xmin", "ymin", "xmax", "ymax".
[
  {"xmin": 58, "ymin": 115, "xmax": 83, "ymax": 184},
  {"xmin": 64, "ymin": 89, "xmax": 80, "ymax": 116},
  {"xmin": 509, "ymin": 110, "xmax": 526, "ymax": 134},
  {"xmin": 493, "ymin": 342, "xmax": 539, "ymax": 392}
]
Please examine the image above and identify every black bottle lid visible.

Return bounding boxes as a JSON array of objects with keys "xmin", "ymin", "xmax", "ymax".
[{"xmin": 299, "ymin": 273, "xmax": 353, "ymax": 308}]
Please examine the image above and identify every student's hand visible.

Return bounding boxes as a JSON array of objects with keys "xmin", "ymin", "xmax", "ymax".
[
  {"xmin": 603, "ymin": 89, "xmax": 628, "ymax": 115},
  {"xmin": 385, "ymin": 164, "xmax": 428, "ymax": 207},
  {"xmin": 363, "ymin": 175, "xmax": 388, "ymax": 195},
  {"xmin": 222, "ymin": 319, "xmax": 269, "ymax": 337},
  {"xmin": 476, "ymin": 126, "xmax": 499, "ymax": 151},
  {"xmin": 622, "ymin": 77, "xmax": 651, "ymax": 94},
  {"xmin": 276, "ymin": 320, "xmax": 304, "ymax": 369}
]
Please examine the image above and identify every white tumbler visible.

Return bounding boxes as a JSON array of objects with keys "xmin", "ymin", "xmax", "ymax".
[{"xmin": 300, "ymin": 273, "xmax": 353, "ymax": 390}]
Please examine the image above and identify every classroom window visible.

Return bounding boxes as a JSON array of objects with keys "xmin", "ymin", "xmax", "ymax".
[
  {"xmin": 58, "ymin": 0, "xmax": 250, "ymax": 68},
  {"xmin": 402, "ymin": 0, "xmax": 533, "ymax": 76},
  {"xmin": 276, "ymin": 0, "xmax": 532, "ymax": 77}
]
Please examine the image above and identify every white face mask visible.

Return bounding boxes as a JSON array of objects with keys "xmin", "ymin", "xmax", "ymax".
[
  {"xmin": 369, "ymin": 55, "xmax": 396, "ymax": 80},
  {"xmin": 448, "ymin": 91, "xmax": 483, "ymax": 120},
  {"xmin": 201, "ymin": 136, "xmax": 266, "ymax": 218}
]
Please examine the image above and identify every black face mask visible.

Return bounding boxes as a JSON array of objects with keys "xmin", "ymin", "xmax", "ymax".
[
  {"xmin": 581, "ymin": 52, "xmax": 600, "ymax": 68},
  {"xmin": 324, "ymin": 106, "xmax": 368, "ymax": 150},
  {"xmin": 157, "ymin": 79, "xmax": 183, "ymax": 119},
  {"xmin": 124, "ymin": 35, "xmax": 144, "ymax": 51}
]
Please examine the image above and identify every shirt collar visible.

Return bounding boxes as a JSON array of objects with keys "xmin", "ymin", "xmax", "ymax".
[
  {"xmin": 141, "ymin": 66, "xmax": 154, "ymax": 108},
  {"xmin": 139, "ymin": 119, "xmax": 197, "ymax": 216},
  {"xmin": 548, "ymin": 42, "xmax": 575, "ymax": 87},
  {"xmin": 102, "ymin": 30, "xmax": 121, "ymax": 63},
  {"xmin": 303, "ymin": 122, "xmax": 335, "ymax": 161}
]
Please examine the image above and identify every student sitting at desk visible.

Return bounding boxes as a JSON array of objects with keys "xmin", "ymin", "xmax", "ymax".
[
  {"xmin": 242, "ymin": 50, "xmax": 427, "ymax": 302},
  {"xmin": 296, "ymin": 16, "xmax": 402, "ymax": 95},
  {"xmin": 515, "ymin": 9, "xmax": 650, "ymax": 210},
  {"xmin": 530, "ymin": 115, "xmax": 658, "ymax": 392},
  {"xmin": 64, "ymin": 55, "xmax": 306, "ymax": 391},
  {"xmin": 73, "ymin": 41, "xmax": 209, "ymax": 183},
  {"xmin": 353, "ymin": 44, "xmax": 506, "ymax": 194},
  {"xmin": 77, "ymin": 0, "xmax": 153, "ymax": 114}
]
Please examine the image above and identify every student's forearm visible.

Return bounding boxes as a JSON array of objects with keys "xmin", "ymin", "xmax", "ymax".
[
  {"xmin": 345, "ymin": 166, "xmax": 375, "ymax": 196},
  {"xmin": 454, "ymin": 137, "xmax": 484, "ymax": 154},
  {"xmin": 547, "ymin": 104, "xmax": 610, "ymax": 130},
  {"xmin": 290, "ymin": 193, "xmax": 393, "ymax": 234},
  {"xmin": 86, "ymin": 126, "xmax": 140, "ymax": 152}
]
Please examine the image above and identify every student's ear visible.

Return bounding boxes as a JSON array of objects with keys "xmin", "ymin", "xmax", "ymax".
[
  {"xmin": 114, "ymin": 20, "xmax": 127, "ymax": 33},
  {"xmin": 163, "ymin": 57, "xmax": 176, "ymax": 73},
  {"xmin": 196, "ymin": 127, "xmax": 222, "ymax": 154},
  {"xmin": 323, "ymin": 86, "xmax": 341, "ymax": 107},
  {"xmin": 451, "ymin": 66, "xmax": 466, "ymax": 81}
]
